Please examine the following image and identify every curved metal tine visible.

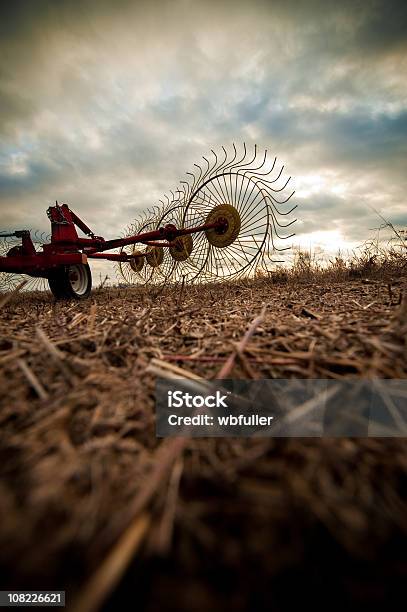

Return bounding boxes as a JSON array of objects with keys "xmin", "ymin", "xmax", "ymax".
[
  {"xmin": 192, "ymin": 189, "xmax": 217, "ymax": 208},
  {"xmin": 263, "ymin": 185, "xmax": 296, "ymax": 206},
  {"xmin": 230, "ymin": 141, "xmax": 248, "ymax": 172},
  {"xmin": 216, "ymin": 145, "xmax": 238, "ymax": 203},
  {"xmin": 223, "ymin": 142, "xmax": 247, "ymax": 200},
  {"xmin": 226, "ymin": 240, "xmax": 259, "ymax": 267},
  {"xmin": 169, "ymin": 188, "xmax": 184, "ymax": 216},
  {"xmin": 190, "ymin": 163, "xmax": 228, "ymax": 206},
  {"xmin": 233, "ymin": 143, "xmax": 257, "ymax": 202},
  {"xmin": 187, "ymin": 168, "xmax": 226, "ymax": 213},
  {"xmin": 239, "ymin": 146, "xmax": 273, "ymax": 195},
  {"xmin": 239, "ymin": 210, "xmax": 269, "ymax": 245},
  {"xmin": 196, "ymin": 155, "xmax": 212, "ymax": 191},
  {"xmin": 270, "ymin": 239, "xmax": 293, "ymax": 253},
  {"xmin": 240, "ymin": 166, "xmax": 278, "ymax": 215},
  {"xmin": 243, "ymin": 154, "xmax": 279, "ymax": 194},
  {"xmin": 186, "ymin": 171, "xmax": 198, "ymax": 199},
  {"xmin": 268, "ymin": 208, "xmax": 297, "ymax": 241},
  {"xmin": 235, "ymin": 144, "xmax": 259, "ymax": 205},
  {"xmin": 265, "ymin": 195, "xmax": 298, "ymax": 225},
  {"xmin": 202, "ymin": 146, "xmax": 226, "ymax": 194},
  {"xmin": 237, "ymin": 150, "xmax": 270, "ymax": 204},
  {"xmin": 185, "ymin": 235, "xmax": 212, "ymax": 282},
  {"xmin": 191, "ymin": 148, "xmax": 236, "ymax": 205},
  {"xmin": 210, "ymin": 217, "xmax": 269, "ymax": 276},
  {"xmin": 242, "ymin": 145, "xmax": 268, "ymax": 176},
  {"xmin": 169, "ymin": 190, "xmax": 176, "ymax": 204},
  {"xmin": 258, "ymin": 174, "xmax": 292, "ymax": 195},
  {"xmin": 209, "ymin": 165, "xmax": 234, "ymax": 207},
  {"xmin": 185, "ymin": 148, "xmax": 225, "ymax": 211},
  {"xmin": 208, "ymin": 147, "xmax": 227, "ymax": 181},
  {"xmin": 237, "ymin": 163, "xmax": 263, "ymax": 211},
  {"xmin": 233, "ymin": 175, "xmax": 264, "ymax": 224},
  {"xmin": 250, "ymin": 172, "xmax": 295, "ymax": 207},
  {"xmin": 267, "ymin": 200, "xmax": 298, "ymax": 230},
  {"xmin": 195, "ymin": 178, "xmax": 225, "ymax": 212},
  {"xmin": 180, "ymin": 180, "xmax": 191, "ymax": 205},
  {"xmin": 159, "ymin": 200, "xmax": 184, "ymax": 226},
  {"xmin": 205, "ymin": 149, "xmax": 219, "ymax": 187},
  {"xmin": 223, "ymin": 143, "xmax": 249, "ymax": 200},
  {"xmin": 246, "ymin": 153, "xmax": 277, "ymax": 180},
  {"xmin": 158, "ymin": 198, "xmax": 168, "ymax": 215},
  {"xmin": 183, "ymin": 168, "xmax": 201, "ymax": 206},
  {"xmin": 266, "ymin": 193, "xmax": 297, "ymax": 215},
  {"xmin": 254, "ymin": 163, "xmax": 285, "ymax": 187},
  {"xmin": 265, "ymin": 225, "xmax": 277, "ymax": 257},
  {"xmin": 179, "ymin": 233, "xmax": 206, "ymax": 278},
  {"xmin": 211, "ymin": 145, "xmax": 229, "ymax": 179},
  {"xmin": 231, "ymin": 142, "xmax": 247, "ymax": 206},
  {"xmin": 174, "ymin": 187, "xmax": 184, "ymax": 203},
  {"xmin": 214, "ymin": 245, "xmax": 256, "ymax": 280},
  {"xmin": 218, "ymin": 142, "xmax": 238, "ymax": 174},
  {"xmin": 193, "ymin": 163, "xmax": 203, "ymax": 190},
  {"xmin": 237, "ymin": 143, "xmax": 260, "ymax": 173},
  {"xmin": 238, "ymin": 171, "xmax": 278, "ymax": 221},
  {"xmin": 192, "ymin": 163, "xmax": 205, "ymax": 196},
  {"xmin": 198, "ymin": 145, "xmax": 233, "ymax": 206},
  {"xmin": 187, "ymin": 162, "xmax": 203, "ymax": 198}
]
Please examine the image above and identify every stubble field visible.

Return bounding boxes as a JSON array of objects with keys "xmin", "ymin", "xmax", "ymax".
[{"xmin": 0, "ymin": 273, "xmax": 406, "ymax": 611}]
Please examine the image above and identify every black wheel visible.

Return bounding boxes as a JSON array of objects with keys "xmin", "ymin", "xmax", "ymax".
[{"xmin": 48, "ymin": 263, "xmax": 92, "ymax": 300}]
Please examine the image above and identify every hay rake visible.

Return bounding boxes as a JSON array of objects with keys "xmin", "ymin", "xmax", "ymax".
[{"xmin": 0, "ymin": 144, "xmax": 296, "ymax": 299}]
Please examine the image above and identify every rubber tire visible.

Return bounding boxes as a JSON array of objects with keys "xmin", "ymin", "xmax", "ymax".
[{"xmin": 48, "ymin": 263, "xmax": 92, "ymax": 300}]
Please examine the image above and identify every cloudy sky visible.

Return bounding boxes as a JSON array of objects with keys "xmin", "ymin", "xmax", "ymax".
[{"xmin": 1, "ymin": 0, "xmax": 406, "ymax": 279}]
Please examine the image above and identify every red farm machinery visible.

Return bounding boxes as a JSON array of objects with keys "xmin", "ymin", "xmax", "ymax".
[{"xmin": 0, "ymin": 145, "xmax": 296, "ymax": 299}]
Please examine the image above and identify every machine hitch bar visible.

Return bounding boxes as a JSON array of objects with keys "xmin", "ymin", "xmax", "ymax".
[{"xmin": 0, "ymin": 202, "xmax": 226, "ymax": 299}]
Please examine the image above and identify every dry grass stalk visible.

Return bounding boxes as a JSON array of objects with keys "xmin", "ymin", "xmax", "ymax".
[
  {"xmin": 0, "ymin": 270, "xmax": 407, "ymax": 608},
  {"xmin": 104, "ymin": 437, "xmax": 188, "ymax": 551},
  {"xmin": 71, "ymin": 512, "xmax": 151, "ymax": 612},
  {"xmin": 217, "ymin": 303, "xmax": 267, "ymax": 379},
  {"xmin": 152, "ymin": 456, "xmax": 184, "ymax": 555},
  {"xmin": 0, "ymin": 280, "xmax": 27, "ymax": 309},
  {"xmin": 16, "ymin": 357, "xmax": 49, "ymax": 400},
  {"xmin": 87, "ymin": 304, "xmax": 97, "ymax": 332},
  {"xmin": 147, "ymin": 357, "xmax": 203, "ymax": 381},
  {"xmin": 35, "ymin": 326, "xmax": 75, "ymax": 384}
]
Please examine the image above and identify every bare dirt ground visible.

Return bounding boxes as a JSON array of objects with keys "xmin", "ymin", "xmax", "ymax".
[{"xmin": 0, "ymin": 275, "xmax": 406, "ymax": 611}]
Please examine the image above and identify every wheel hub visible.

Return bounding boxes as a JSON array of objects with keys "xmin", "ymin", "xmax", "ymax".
[
  {"xmin": 67, "ymin": 264, "xmax": 88, "ymax": 295},
  {"xmin": 130, "ymin": 249, "xmax": 144, "ymax": 272},
  {"xmin": 146, "ymin": 246, "xmax": 164, "ymax": 267},
  {"xmin": 205, "ymin": 204, "xmax": 241, "ymax": 248},
  {"xmin": 169, "ymin": 235, "xmax": 193, "ymax": 261}
]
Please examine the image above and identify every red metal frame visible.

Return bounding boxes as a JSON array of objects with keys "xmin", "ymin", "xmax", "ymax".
[{"xmin": 0, "ymin": 202, "xmax": 225, "ymax": 278}]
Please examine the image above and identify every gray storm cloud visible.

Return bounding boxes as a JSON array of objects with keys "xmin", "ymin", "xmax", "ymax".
[{"xmin": 0, "ymin": 0, "xmax": 406, "ymax": 279}]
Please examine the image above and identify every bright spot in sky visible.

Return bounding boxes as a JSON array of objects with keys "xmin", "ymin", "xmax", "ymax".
[
  {"xmin": 7, "ymin": 153, "xmax": 29, "ymax": 175},
  {"xmin": 295, "ymin": 230, "xmax": 357, "ymax": 256},
  {"xmin": 295, "ymin": 173, "xmax": 348, "ymax": 198},
  {"xmin": 295, "ymin": 174, "xmax": 327, "ymax": 198}
]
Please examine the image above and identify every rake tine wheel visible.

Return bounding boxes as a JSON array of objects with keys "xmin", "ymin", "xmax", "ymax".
[
  {"xmin": 0, "ymin": 232, "xmax": 51, "ymax": 293},
  {"xmin": 117, "ymin": 144, "xmax": 296, "ymax": 286}
]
